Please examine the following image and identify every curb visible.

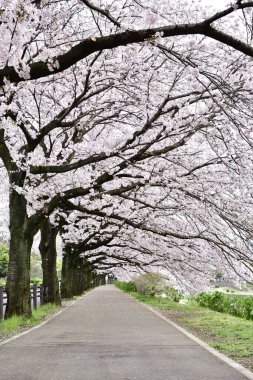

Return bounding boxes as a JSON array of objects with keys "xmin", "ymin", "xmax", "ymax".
[
  {"xmin": 119, "ymin": 289, "xmax": 253, "ymax": 380},
  {"xmin": 0, "ymin": 288, "xmax": 95, "ymax": 347}
]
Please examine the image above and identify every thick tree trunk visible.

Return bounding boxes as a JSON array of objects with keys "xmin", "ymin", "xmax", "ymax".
[
  {"xmin": 72, "ymin": 257, "xmax": 85, "ymax": 296},
  {"xmin": 83, "ymin": 260, "xmax": 94, "ymax": 290},
  {"xmin": 39, "ymin": 219, "xmax": 61, "ymax": 305},
  {"xmin": 61, "ymin": 250, "xmax": 86, "ymax": 298},
  {"xmin": 5, "ymin": 173, "xmax": 33, "ymax": 318},
  {"xmin": 5, "ymin": 230, "xmax": 33, "ymax": 318},
  {"xmin": 61, "ymin": 247, "xmax": 76, "ymax": 298},
  {"xmin": 98, "ymin": 274, "xmax": 106, "ymax": 285}
]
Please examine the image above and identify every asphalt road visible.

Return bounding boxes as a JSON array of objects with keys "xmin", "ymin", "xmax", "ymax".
[{"xmin": 0, "ymin": 285, "xmax": 250, "ymax": 380}]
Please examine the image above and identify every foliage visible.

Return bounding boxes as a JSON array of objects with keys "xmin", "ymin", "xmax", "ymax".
[
  {"xmin": 0, "ymin": 303, "xmax": 59, "ymax": 339},
  {"xmin": 128, "ymin": 291, "xmax": 253, "ymax": 370},
  {"xmin": 115, "ymin": 278, "xmax": 183, "ymax": 302},
  {"xmin": 196, "ymin": 292, "xmax": 253, "ymax": 320},
  {"xmin": 56, "ymin": 259, "xmax": 62, "ymax": 279},
  {"xmin": 0, "ymin": 245, "xmax": 43, "ymax": 283},
  {"xmin": 27, "ymin": 303, "xmax": 59, "ymax": 323},
  {"xmin": 0, "ymin": 242, "xmax": 8, "ymax": 278},
  {"xmin": 30, "ymin": 251, "xmax": 42, "ymax": 279},
  {"xmin": 114, "ymin": 280, "xmax": 136, "ymax": 292},
  {"xmin": 2, "ymin": 0, "xmax": 253, "ymax": 316},
  {"xmin": 164, "ymin": 286, "xmax": 183, "ymax": 302},
  {"xmin": 133, "ymin": 273, "xmax": 165, "ymax": 297},
  {"xmin": 30, "ymin": 277, "xmax": 42, "ymax": 285},
  {"xmin": 0, "ymin": 315, "xmax": 23, "ymax": 337}
]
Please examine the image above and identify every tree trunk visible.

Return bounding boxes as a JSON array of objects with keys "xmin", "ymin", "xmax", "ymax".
[
  {"xmin": 83, "ymin": 260, "xmax": 94, "ymax": 290},
  {"xmin": 61, "ymin": 250, "xmax": 86, "ymax": 298},
  {"xmin": 39, "ymin": 219, "xmax": 61, "ymax": 305},
  {"xmin": 5, "ymin": 173, "xmax": 33, "ymax": 318},
  {"xmin": 61, "ymin": 246, "xmax": 76, "ymax": 298},
  {"xmin": 72, "ymin": 257, "xmax": 85, "ymax": 296}
]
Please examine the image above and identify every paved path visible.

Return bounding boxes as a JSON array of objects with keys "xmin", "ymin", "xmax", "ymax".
[{"xmin": 0, "ymin": 285, "xmax": 251, "ymax": 380}]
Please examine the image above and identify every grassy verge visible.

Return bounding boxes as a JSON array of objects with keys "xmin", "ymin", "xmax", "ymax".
[
  {"xmin": 124, "ymin": 291, "xmax": 253, "ymax": 372},
  {"xmin": 0, "ymin": 303, "xmax": 60, "ymax": 341},
  {"xmin": 210, "ymin": 286, "xmax": 253, "ymax": 296},
  {"xmin": 0, "ymin": 289, "xmax": 92, "ymax": 341}
]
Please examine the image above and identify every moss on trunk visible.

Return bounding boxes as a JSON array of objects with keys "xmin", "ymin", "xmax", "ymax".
[{"xmin": 5, "ymin": 174, "xmax": 33, "ymax": 318}]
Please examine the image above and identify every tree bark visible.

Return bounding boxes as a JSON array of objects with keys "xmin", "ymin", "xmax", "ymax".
[
  {"xmin": 39, "ymin": 219, "xmax": 61, "ymax": 305},
  {"xmin": 61, "ymin": 246, "xmax": 99, "ymax": 297},
  {"xmin": 72, "ymin": 257, "xmax": 85, "ymax": 296},
  {"xmin": 5, "ymin": 173, "xmax": 33, "ymax": 318},
  {"xmin": 61, "ymin": 251, "xmax": 86, "ymax": 297},
  {"xmin": 61, "ymin": 246, "xmax": 76, "ymax": 299},
  {"xmin": 83, "ymin": 260, "xmax": 95, "ymax": 290}
]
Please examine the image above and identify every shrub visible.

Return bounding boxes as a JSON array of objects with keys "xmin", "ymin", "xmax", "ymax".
[
  {"xmin": 196, "ymin": 291, "xmax": 253, "ymax": 320},
  {"xmin": 114, "ymin": 280, "xmax": 136, "ymax": 292},
  {"xmin": 30, "ymin": 277, "xmax": 42, "ymax": 285},
  {"xmin": 133, "ymin": 272, "xmax": 165, "ymax": 297},
  {"xmin": 164, "ymin": 286, "xmax": 183, "ymax": 302},
  {"xmin": 197, "ymin": 291, "xmax": 226, "ymax": 312}
]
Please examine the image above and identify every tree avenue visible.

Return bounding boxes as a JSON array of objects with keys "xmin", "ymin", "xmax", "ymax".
[{"xmin": 0, "ymin": 0, "xmax": 253, "ymax": 317}]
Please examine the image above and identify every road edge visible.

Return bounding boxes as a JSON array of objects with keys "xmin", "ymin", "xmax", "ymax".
[
  {"xmin": 119, "ymin": 288, "xmax": 253, "ymax": 380},
  {"xmin": 0, "ymin": 288, "xmax": 96, "ymax": 347}
]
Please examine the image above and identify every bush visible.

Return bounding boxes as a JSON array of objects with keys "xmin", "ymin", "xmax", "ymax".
[
  {"xmin": 30, "ymin": 277, "xmax": 42, "ymax": 285},
  {"xmin": 133, "ymin": 273, "xmax": 165, "ymax": 297},
  {"xmin": 196, "ymin": 291, "xmax": 253, "ymax": 320},
  {"xmin": 165, "ymin": 286, "xmax": 183, "ymax": 302},
  {"xmin": 114, "ymin": 280, "xmax": 136, "ymax": 292}
]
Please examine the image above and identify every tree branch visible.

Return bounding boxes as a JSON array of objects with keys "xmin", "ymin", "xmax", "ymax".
[
  {"xmin": 80, "ymin": 0, "xmax": 121, "ymax": 28},
  {"xmin": 2, "ymin": 18, "xmax": 253, "ymax": 86}
]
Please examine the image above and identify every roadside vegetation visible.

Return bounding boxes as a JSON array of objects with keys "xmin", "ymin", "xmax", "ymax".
[
  {"xmin": 196, "ymin": 291, "xmax": 253, "ymax": 320},
  {"xmin": 0, "ymin": 303, "xmax": 60, "ymax": 341},
  {"xmin": 211, "ymin": 285, "xmax": 253, "ymax": 296},
  {"xmin": 115, "ymin": 277, "xmax": 253, "ymax": 371}
]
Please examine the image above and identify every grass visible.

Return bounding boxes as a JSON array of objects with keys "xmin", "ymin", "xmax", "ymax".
[
  {"xmin": 0, "ymin": 290, "xmax": 91, "ymax": 341},
  {"xmin": 210, "ymin": 286, "xmax": 253, "ymax": 296},
  {"xmin": 125, "ymin": 291, "xmax": 253, "ymax": 371},
  {"xmin": 0, "ymin": 303, "xmax": 60, "ymax": 340}
]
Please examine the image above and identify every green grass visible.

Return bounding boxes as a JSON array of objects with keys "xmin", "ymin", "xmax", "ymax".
[
  {"xmin": 126, "ymin": 291, "xmax": 200, "ymax": 312},
  {"xmin": 0, "ymin": 303, "xmax": 60, "ymax": 340},
  {"xmin": 182, "ymin": 310, "xmax": 253, "ymax": 358},
  {"xmin": 125, "ymin": 290, "xmax": 253, "ymax": 371},
  {"xmin": 210, "ymin": 286, "xmax": 253, "ymax": 296},
  {"xmin": 0, "ymin": 315, "xmax": 23, "ymax": 337}
]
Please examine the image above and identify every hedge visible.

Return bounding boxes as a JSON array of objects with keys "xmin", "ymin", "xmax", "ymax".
[{"xmin": 196, "ymin": 291, "xmax": 253, "ymax": 320}]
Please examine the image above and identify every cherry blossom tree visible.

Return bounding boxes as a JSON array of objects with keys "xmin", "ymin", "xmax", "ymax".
[{"xmin": 1, "ymin": 0, "xmax": 253, "ymax": 317}]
